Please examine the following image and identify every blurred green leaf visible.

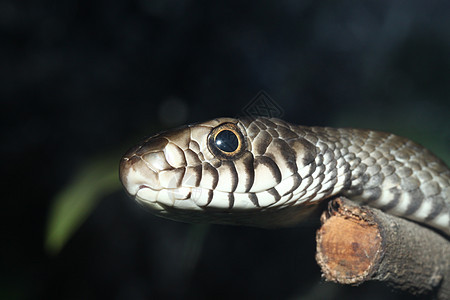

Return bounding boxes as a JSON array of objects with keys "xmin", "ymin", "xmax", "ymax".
[{"xmin": 45, "ymin": 154, "xmax": 122, "ymax": 255}]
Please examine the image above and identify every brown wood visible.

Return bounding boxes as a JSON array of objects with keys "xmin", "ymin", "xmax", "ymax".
[{"xmin": 316, "ymin": 197, "xmax": 450, "ymax": 299}]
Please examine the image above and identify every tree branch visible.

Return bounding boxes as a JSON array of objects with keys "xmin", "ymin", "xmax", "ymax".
[{"xmin": 315, "ymin": 197, "xmax": 450, "ymax": 299}]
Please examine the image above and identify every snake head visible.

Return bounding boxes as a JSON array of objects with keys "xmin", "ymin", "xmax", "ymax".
[{"xmin": 119, "ymin": 117, "xmax": 320, "ymax": 227}]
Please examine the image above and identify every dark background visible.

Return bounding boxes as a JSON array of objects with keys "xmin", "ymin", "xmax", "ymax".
[{"xmin": 2, "ymin": 1, "xmax": 450, "ymax": 299}]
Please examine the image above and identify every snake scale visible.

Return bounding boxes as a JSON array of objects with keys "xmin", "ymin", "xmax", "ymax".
[{"xmin": 119, "ymin": 117, "xmax": 450, "ymax": 237}]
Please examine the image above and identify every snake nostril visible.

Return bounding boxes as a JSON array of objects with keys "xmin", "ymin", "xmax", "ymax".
[{"xmin": 127, "ymin": 155, "xmax": 141, "ymax": 164}]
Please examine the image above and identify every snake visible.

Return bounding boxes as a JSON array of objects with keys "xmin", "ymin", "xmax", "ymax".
[{"xmin": 119, "ymin": 117, "xmax": 450, "ymax": 237}]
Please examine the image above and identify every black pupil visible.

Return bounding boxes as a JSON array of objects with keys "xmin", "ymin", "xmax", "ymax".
[{"xmin": 215, "ymin": 130, "xmax": 238, "ymax": 152}]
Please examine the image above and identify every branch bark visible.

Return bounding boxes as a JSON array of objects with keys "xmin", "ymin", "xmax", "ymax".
[{"xmin": 316, "ymin": 197, "xmax": 450, "ymax": 299}]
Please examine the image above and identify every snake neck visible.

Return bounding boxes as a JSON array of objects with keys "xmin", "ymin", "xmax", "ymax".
[{"xmin": 297, "ymin": 125, "xmax": 450, "ymax": 236}]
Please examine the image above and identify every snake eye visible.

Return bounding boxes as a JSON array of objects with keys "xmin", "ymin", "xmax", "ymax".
[
  {"xmin": 208, "ymin": 123, "xmax": 245, "ymax": 159},
  {"xmin": 215, "ymin": 130, "xmax": 238, "ymax": 152}
]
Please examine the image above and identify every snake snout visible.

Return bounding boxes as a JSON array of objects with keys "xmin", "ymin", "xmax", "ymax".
[
  {"xmin": 120, "ymin": 135, "xmax": 194, "ymax": 208},
  {"xmin": 119, "ymin": 154, "xmax": 161, "ymax": 197}
]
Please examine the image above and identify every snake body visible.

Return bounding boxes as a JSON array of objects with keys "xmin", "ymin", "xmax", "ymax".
[{"xmin": 119, "ymin": 117, "xmax": 450, "ymax": 236}]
